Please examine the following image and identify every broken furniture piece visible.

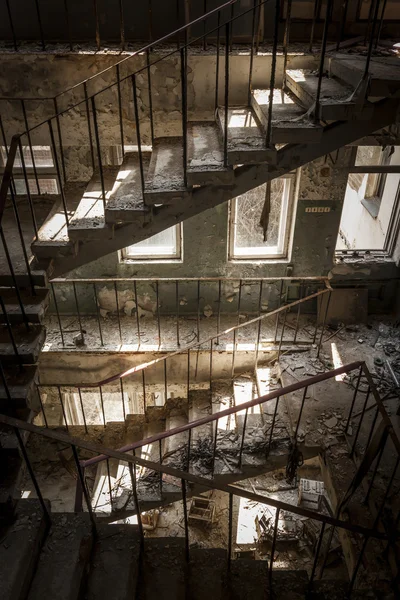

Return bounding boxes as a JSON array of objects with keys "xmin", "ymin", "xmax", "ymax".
[
  {"xmin": 298, "ymin": 478, "xmax": 325, "ymax": 510},
  {"xmin": 141, "ymin": 509, "xmax": 160, "ymax": 531},
  {"xmin": 188, "ymin": 496, "xmax": 216, "ymax": 527}
]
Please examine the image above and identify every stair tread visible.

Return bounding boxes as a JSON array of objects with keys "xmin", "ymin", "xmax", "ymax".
[
  {"xmin": 286, "ymin": 70, "xmax": 353, "ymax": 104},
  {"xmin": 0, "ymin": 288, "xmax": 50, "ymax": 323},
  {"xmin": 105, "ymin": 153, "xmax": 151, "ymax": 223},
  {"xmin": 0, "ymin": 323, "xmax": 46, "ymax": 363},
  {"xmin": 330, "ymin": 55, "xmax": 400, "ymax": 96},
  {"xmin": 86, "ymin": 524, "xmax": 141, "ymax": 600},
  {"xmin": 0, "ymin": 499, "xmax": 48, "ymax": 600},
  {"xmin": 145, "ymin": 137, "xmax": 188, "ymax": 203},
  {"xmin": 33, "ymin": 183, "xmax": 85, "ymax": 245},
  {"xmin": 27, "ymin": 513, "xmax": 93, "ymax": 600},
  {"xmin": 138, "ymin": 538, "xmax": 186, "ymax": 600},
  {"xmin": 187, "ymin": 122, "xmax": 233, "ymax": 184},
  {"xmin": 68, "ymin": 168, "xmax": 118, "ymax": 240},
  {"xmin": 0, "ymin": 365, "xmax": 38, "ymax": 412}
]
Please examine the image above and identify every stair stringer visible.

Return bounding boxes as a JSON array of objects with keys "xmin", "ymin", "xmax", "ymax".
[{"xmin": 51, "ymin": 98, "xmax": 399, "ymax": 277}]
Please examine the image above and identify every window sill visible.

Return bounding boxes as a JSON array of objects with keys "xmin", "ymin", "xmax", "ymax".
[
  {"xmin": 120, "ymin": 257, "xmax": 183, "ymax": 265},
  {"xmin": 361, "ymin": 197, "xmax": 380, "ymax": 218}
]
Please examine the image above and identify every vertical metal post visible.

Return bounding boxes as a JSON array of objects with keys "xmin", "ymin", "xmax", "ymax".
[
  {"xmin": 142, "ymin": 369, "xmax": 147, "ymax": 413},
  {"xmin": 350, "ymin": 386, "xmax": 371, "ymax": 457},
  {"xmin": 314, "ymin": 0, "xmax": 333, "ymax": 121},
  {"xmin": 93, "ymin": 283, "xmax": 104, "ymax": 346},
  {"xmin": 209, "ymin": 340, "xmax": 213, "ymax": 393},
  {"xmin": 215, "ymin": 11, "xmax": 221, "ymax": 112},
  {"xmin": 282, "ymin": 0, "xmax": 293, "ymax": 91},
  {"xmin": 128, "ymin": 459, "xmax": 144, "ymax": 545},
  {"xmin": 269, "ymin": 508, "xmax": 280, "ymax": 588},
  {"xmin": 134, "ymin": 281, "xmax": 141, "ymax": 348},
  {"xmin": 216, "ymin": 279, "xmax": 222, "ymax": 346},
  {"xmin": 363, "ymin": 0, "xmax": 382, "ymax": 79},
  {"xmin": 37, "ymin": 386, "xmax": 49, "ymax": 428},
  {"xmin": 20, "ymin": 100, "xmax": 40, "ymax": 195},
  {"xmin": 187, "ymin": 428, "xmax": 192, "ymax": 471},
  {"xmin": 120, "ymin": 378, "xmax": 126, "ymax": 420},
  {"xmin": 78, "ymin": 387, "xmax": 88, "ymax": 434},
  {"xmin": 91, "ymin": 97, "xmax": 106, "ymax": 211},
  {"xmin": 72, "ymin": 282, "xmax": 84, "ymax": 339},
  {"xmin": 336, "ymin": 0, "xmax": 350, "ymax": 51},
  {"xmin": 71, "ymin": 445, "xmax": 96, "ymax": 532},
  {"xmin": 278, "ymin": 309, "xmax": 287, "ymax": 358},
  {"xmin": 212, "ymin": 418, "xmax": 219, "ymax": 477},
  {"xmin": 106, "ymin": 458, "xmax": 113, "ymax": 509},
  {"xmin": 119, "ymin": 0, "xmax": 125, "ymax": 49},
  {"xmin": 15, "ymin": 426, "xmax": 51, "ymax": 525},
  {"xmin": 0, "ymin": 231, "xmax": 29, "ymax": 332},
  {"xmin": 175, "ymin": 281, "xmax": 180, "ymax": 347},
  {"xmin": 228, "ymin": 493, "xmax": 233, "ymax": 569},
  {"xmin": 238, "ymin": 408, "xmax": 248, "ymax": 467},
  {"xmin": 293, "ymin": 283, "xmax": 303, "ymax": 344},
  {"xmin": 116, "ymin": 65, "xmax": 125, "ymax": 158},
  {"xmin": 294, "ymin": 386, "xmax": 308, "ymax": 441},
  {"xmin": 57, "ymin": 386, "xmax": 69, "ymax": 431},
  {"xmin": 132, "ymin": 74, "xmax": 146, "ymax": 201},
  {"xmin": 203, "ymin": 0, "xmax": 207, "ymax": 50},
  {"xmin": 309, "ymin": 0, "xmax": 322, "ymax": 52},
  {"xmin": 63, "ymin": 0, "xmax": 73, "ymax": 51},
  {"xmin": 0, "ymin": 296, "xmax": 22, "ymax": 368},
  {"xmin": 51, "ymin": 283, "xmax": 65, "ymax": 347},
  {"xmin": 114, "ymin": 282, "xmax": 122, "ymax": 346},
  {"xmin": 93, "ymin": 0, "xmax": 101, "ymax": 50},
  {"xmin": 187, "ymin": 350, "xmax": 190, "ymax": 398},
  {"xmin": 375, "ymin": 0, "xmax": 388, "ymax": 48},
  {"xmin": 317, "ymin": 290, "xmax": 331, "ymax": 357},
  {"xmin": 248, "ymin": 0, "xmax": 258, "ymax": 104},
  {"xmin": 180, "ymin": 47, "xmax": 188, "ymax": 187},
  {"xmin": 196, "ymin": 280, "xmax": 201, "ymax": 342},
  {"xmin": 182, "ymin": 479, "xmax": 190, "ymax": 562},
  {"xmin": 365, "ymin": 405, "xmax": 379, "ymax": 451},
  {"xmin": 5, "ymin": 0, "xmax": 18, "ymax": 51},
  {"xmin": 231, "ymin": 279, "xmax": 242, "ymax": 379},
  {"xmin": 148, "ymin": 0, "xmax": 153, "ymax": 41},
  {"xmin": 364, "ymin": 432, "xmax": 387, "ymax": 504},
  {"xmin": 53, "ymin": 98, "xmax": 67, "ymax": 183},
  {"xmin": 274, "ymin": 280, "xmax": 284, "ymax": 343},
  {"xmin": 146, "ymin": 48, "xmax": 155, "ymax": 145},
  {"xmin": 255, "ymin": 281, "xmax": 263, "ymax": 370},
  {"xmin": 308, "ymin": 521, "xmax": 326, "ymax": 592},
  {"xmin": 156, "ymin": 281, "xmax": 161, "ymax": 349},
  {"xmin": 48, "ymin": 120, "xmax": 69, "ymax": 225},
  {"xmin": 99, "ymin": 385, "xmax": 106, "ymax": 427},
  {"xmin": 268, "ymin": 396, "xmax": 280, "ymax": 451},
  {"xmin": 266, "ymin": 0, "xmax": 280, "ymax": 146},
  {"xmin": 34, "ymin": 0, "xmax": 45, "ymax": 50},
  {"xmin": 164, "ymin": 360, "xmax": 168, "ymax": 403},
  {"xmin": 84, "ymin": 83, "xmax": 96, "ymax": 172},
  {"xmin": 345, "ymin": 366, "xmax": 363, "ymax": 432},
  {"xmin": 223, "ymin": 22, "xmax": 230, "ymax": 167},
  {"xmin": 159, "ymin": 439, "xmax": 163, "ymax": 492}
]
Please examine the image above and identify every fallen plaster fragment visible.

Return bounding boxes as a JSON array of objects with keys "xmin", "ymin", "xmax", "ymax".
[
  {"xmin": 203, "ymin": 305, "xmax": 213, "ymax": 318},
  {"xmin": 324, "ymin": 416, "xmax": 338, "ymax": 429}
]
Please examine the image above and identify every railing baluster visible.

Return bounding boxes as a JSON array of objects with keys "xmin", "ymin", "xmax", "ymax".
[
  {"xmin": 146, "ymin": 48, "xmax": 155, "ymax": 145},
  {"xmin": 134, "ymin": 280, "xmax": 141, "ymax": 348},
  {"xmin": 34, "ymin": 0, "xmax": 45, "ymax": 50},
  {"xmin": 210, "ymin": 339, "xmax": 213, "ymax": 393},
  {"xmin": 0, "ymin": 230, "xmax": 29, "ymax": 331},
  {"xmin": 57, "ymin": 385, "xmax": 69, "ymax": 431},
  {"xmin": 317, "ymin": 290, "xmax": 331, "ymax": 357},
  {"xmin": 350, "ymin": 386, "xmax": 371, "ymax": 457},
  {"xmin": 21, "ymin": 100, "xmax": 41, "ymax": 195},
  {"xmin": 266, "ymin": 0, "xmax": 280, "ymax": 146},
  {"xmin": 308, "ymin": 521, "xmax": 326, "ymax": 592},
  {"xmin": 274, "ymin": 280, "xmax": 284, "ymax": 343},
  {"xmin": 37, "ymin": 385, "xmax": 49, "ymax": 428},
  {"xmin": 223, "ymin": 22, "xmax": 230, "ymax": 167},
  {"xmin": 203, "ymin": 0, "xmax": 207, "ymax": 50},
  {"xmin": 71, "ymin": 445, "xmax": 96, "ymax": 532},
  {"xmin": 99, "ymin": 385, "xmax": 106, "ymax": 427},
  {"xmin": 48, "ymin": 119, "xmax": 69, "ymax": 225},
  {"xmin": 336, "ymin": 0, "xmax": 350, "ymax": 51},
  {"xmin": 345, "ymin": 366, "xmax": 363, "ymax": 432},
  {"xmin": 364, "ymin": 0, "xmax": 382, "ymax": 79},
  {"xmin": 309, "ymin": 0, "xmax": 322, "ymax": 52},
  {"xmin": 63, "ymin": 0, "xmax": 73, "ymax": 51},
  {"xmin": 214, "ymin": 11, "xmax": 221, "ymax": 112},
  {"xmin": 212, "ymin": 417, "xmax": 219, "ymax": 477},
  {"xmin": 187, "ymin": 349, "xmax": 190, "ymax": 398},
  {"xmin": 106, "ymin": 458, "xmax": 113, "ymax": 509},
  {"xmin": 180, "ymin": 47, "xmax": 188, "ymax": 188},
  {"xmin": 5, "ymin": 0, "xmax": 18, "ymax": 51},
  {"xmin": 187, "ymin": 428, "xmax": 192, "ymax": 471},
  {"xmin": 364, "ymin": 433, "xmax": 386, "ymax": 504},
  {"xmin": 216, "ymin": 279, "xmax": 222, "ymax": 346},
  {"xmin": 93, "ymin": 0, "xmax": 101, "ymax": 50},
  {"xmin": 51, "ymin": 283, "xmax": 65, "ymax": 347},
  {"xmin": 228, "ymin": 492, "xmax": 233, "ymax": 569},
  {"xmin": 148, "ymin": 0, "xmax": 153, "ymax": 41},
  {"xmin": 131, "ymin": 74, "xmax": 146, "ymax": 202},
  {"xmin": 282, "ymin": 0, "xmax": 293, "ymax": 91},
  {"xmin": 91, "ymin": 97, "xmax": 106, "ymax": 211},
  {"xmin": 164, "ymin": 360, "xmax": 168, "ymax": 403},
  {"xmin": 78, "ymin": 387, "xmax": 88, "ymax": 434},
  {"xmin": 268, "ymin": 395, "xmax": 280, "ymax": 451},
  {"xmin": 293, "ymin": 283, "xmax": 303, "ymax": 344},
  {"xmin": 15, "ymin": 426, "xmax": 51, "ymax": 525},
  {"xmin": 278, "ymin": 308, "xmax": 287, "ymax": 358},
  {"xmin": 156, "ymin": 281, "xmax": 161, "ymax": 349},
  {"xmin": 84, "ymin": 82, "xmax": 96, "ymax": 172},
  {"xmin": 159, "ymin": 439, "xmax": 163, "ymax": 492},
  {"xmin": 0, "ymin": 296, "xmax": 22, "ymax": 369},
  {"xmin": 120, "ymin": 378, "xmax": 126, "ymax": 420},
  {"xmin": 116, "ymin": 65, "xmax": 125, "ymax": 159},
  {"xmin": 53, "ymin": 98, "xmax": 67, "ymax": 183},
  {"xmin": 182, "ymin": 479, "xmax": 190, "ymax": 562},
  {"xmin": 196, "ymin": 281, "xmax": 201, "ymax": 342},
  {"xmin": 175, "ymin": 281, "xmax": 180, "ymax": 347},
  {"xmin": 93, "ymin": 283, "xmax": 104, "ymax": 346},
  {"xmin": 128, "ymin": 458, "xmax": 144, "ymax": 546},
  {"xmin": 142, "ymin": 370, "xmax": 146, "ymax": 412},
  {"xmin": 269, "ymin": 508, "xmax": 280, "ymax": 588},
  {"xmin": 72, "ymin": 282, "xmax": 84, "ymax": 341},
  {"xmin": 114, "ymin": 282, "xmax": 122, "ymax": 346},
  {"xmin": 314, "ymin": 0, "xmax": 333, "ymax": 121},
  {"xmin": 248, "ymin": 0, "xmax": 258, "ymax": 104},
  {"xmin": 238, "ymin": 407, "xmax": 248, "ymax": 467},
  {"xmin": 294, "ymin": 386, "xmax": 308, "ymax": 441},
  {"xmin": 375, "ymin": 0, "xmax": 388, "ymax": 48},
  {"xmin": 119, "ymin": 0, "xmax": 125, "ymax": 49}
]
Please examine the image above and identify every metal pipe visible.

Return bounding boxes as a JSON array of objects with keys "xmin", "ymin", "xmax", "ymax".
[
  {"xmin": 274, "ymin": 280, "xmax": 284, "ymax": 343},
  {"xmin": 164, "ymin": 360, "xmax": 168, "ymax": 403},
  {"xmin": 196, "ymin": 280, "xmax": 201, "ymax": 342},
  {"xmin": 350, "ymin": 387, "xmax": 371, "ymax": 457},
  {"xmin": 159, "ymin": 439, "xmax": 163, "ymax": 491},
  {"xmin": 293, "ymin": 283, "xmax": 303, "ymax": 344},
  {"xmin": 120, "ymin": 378, "xmax": 126, "ymax": 420},
  {"xmin": 187, "ymin": 349, "xmax": 190, "ymax": 398},
  {"xmin": 63, "ymin": 0, "xmax": 73, "ymax": 51},
  {"xmin": 248, "ymin": 0, "xmax": 258, "ymax": 105},
  {"xmin": 175, "ymin": 281, "xmax": 180, "ymax": 347},
  {"xmin": 216, "ymin": 279, "xmax": 222, "ymax": 345},
  {"xmin": 336, "ymin": 0, "xmax": 350, "ymax": 51},
  {"xmin": 282, "ymin": 0, "xmax": 293, "ymax": 91},
  {"xmin": 203, "ymin": 0, "xmax": 208, "ymax": 50},
  {"xmin": 294, "ymin": 386, "xmax": 308, "ymax": 441},
  {"xmin": 375, "ymin": 0, "xmax": 388, "ymax": 48},
  {"xmin": 119, "ymin": 0, "xmax": 125, "ymax": 49},
  {"xmin": 212, "ymin": 418, "xmax": 219, "ymax": 477},
  {"xmin": 308, "ymin": 521, "xmax": 326, "ymax": 591},
  {"xmin": 99, "ymin": 385, "xmax": 106, "ymax": 428},
  {"xmin": 278, "ymin": 308, "xmax": 287, "ymax": 358},
  {"xmin": 238, "ymin": 408, "xmax": 248, "ymax": 466},
  {"xmin": 309, "ymin": 0, "xmax": 322, "ymax": 52},
  {"xmin": 142, "ymin": 370, "xmax": 146, "ymax": 412},
  {"xmin": 106, "ymin": 459, "xmax": 113, "ymax": 509},
  {"xmin": 268, "ymin": 396, "xmax": 280, "ymax": 451},
  {"xmin": 51, "ymin": 283, "xmax": 65, "ymax": 347},
  {"xmin": 5, "ymin": 0, "xmax": 17, "ymax": 51},
  {"xmin": 317, "ymin": 289, "xmax": 331, "ymax": 357},
  {"xmin": 364, "ymin": 432, "xmax": 386, "ymax": 504},
  {"xmin": 363, "ymin": 0, "xmax": 381, "ymax": 81},
  {"xmin": 156, "ymin": 281, "xmax": 161, "ymax": 349},
  {"xmin": 15, "ymin": 426, "xmax": 51, "ymax": 525},
  {"xmin": 37, "ymin": 386, "xmax": 49, "ymax": 428}
]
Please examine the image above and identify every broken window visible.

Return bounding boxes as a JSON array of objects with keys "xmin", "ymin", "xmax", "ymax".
[
  {"xmin": 230, "ymin": 175, "xmax": 295, "ymax": 260},
  {"xmin": 0, "ymin": 145, "xmax": 58, "ymax": 195},
  {"xmin": 122, "ymin": 224, "xmax": 181, "ymax": 261}
]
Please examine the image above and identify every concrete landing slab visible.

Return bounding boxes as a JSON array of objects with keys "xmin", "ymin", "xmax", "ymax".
[
  {"xmin": 105, "ymin": 153, "xmax": 151, "ymax": 224},
  {"xmin": 144, "ymin": 138, "xmax": 190, "ymax": 205},
  {"xmin": 137, "ymin": 537, "xmax": 186, "ymax": 600},
  {"xmin": 0, "ymin": 323, "xmax": 46, "ymax": 364},
  {"xmin": 217, "ymin": 106, "xmax": 277, "ymax": 165},
  {"xmin": 329, "ymin": 55, "xmax": 400, "ymax": 97},
  {"xmin": 86, "ymin": 523, "xmax": 141, "ymax": 600},
  {"xmin": 251, "ymin": 89, "xmax": 323, "ymax": 143},
  {"xmin": 68, "ymin": 169, "xmax": 118, "ymax": 242},
  {"xmin": 0, "ymin": 288, "xmax": 49, "ymax": 324},
  {"xmin": 27, "ymin": 513, "xmax": 93, "ymax": 600},
  {"xmin": 0, "ymin": 499, "xmax": 48, "ymax": 600},
  {"xmin": 187, "ymin": 122, "xmax": 233, "ymax": 185}
]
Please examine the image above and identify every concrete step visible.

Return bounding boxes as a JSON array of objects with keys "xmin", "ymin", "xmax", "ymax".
[
  {"xmin": 27, "ymin": 513, "xmax": 93, "ymax": 600},
  {"xmin": 0, "ymin": 288, "xmax": 49, "ymax": 324},
  {"xmin": 216, "ymin": 106, "xmax": 277, "ymax": 165},
  {"xmin": 0, "ymin": 323, "xmax": 46, "ymax": 364},
  {"xmin": 251, "ymin": 88, "xmax": 323, "ymax": 143},
  {"xmin": 188, "ymin": 548, "xmax": 228, "ymax": 600},
  {"xmin": 0, "ymin": 499, "xmax": 49, "ymax": 600},
  {"xmin": 187, "ymin": 121, "xmax": 233, "ymax": 185},
  {"xmin": 328, "ymin": 55, "xmax": 400, "ymax": 97},
  {"xmin": 285, "ymin": 70, "xmax": 373, "ymax": 121},
  {"xmin": 68, "ymin": 168, "xmax": 119, "ymax": 242},
  {"xmin": 86, "ymin": 523, "xmax": 141, "ymax": 600},
  {"xmin": 189, "ymin": 389, "xmax": 213, "ymax": 476},
  {"xmin": 144, "ymin": 137, "xmax": 190, "ymax": 205},
  {"xmin": 0, "ymin": 364, "xmax": 39, "ymax": 414},
  {"xmin": 229, "ymin": 563, "xmax": 309, "ymax": 599},
  {"xmin": 105, "ymin": 153, "xmax": 151, "ymax": 224},
  {"xmin": 137, "ymin": 537, "xmax": 187, "ymax": 600},
  {"xmin": 0, "ymin": 260, "xmax": 52, "ymax": 288}
]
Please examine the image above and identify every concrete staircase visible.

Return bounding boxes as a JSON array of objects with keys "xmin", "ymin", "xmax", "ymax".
[
  {"xmin": 0, "ymin": 498, "xmax": 382, "ymax": 600},
  {"xmin": 29, "ymin": 55, "xmax": 400, "ymax": 278}
]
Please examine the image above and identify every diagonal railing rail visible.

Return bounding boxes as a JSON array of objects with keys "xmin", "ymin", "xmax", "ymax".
[{"xmin": 0, "ymin": 409, "xmax": 396, "ymax": 596}]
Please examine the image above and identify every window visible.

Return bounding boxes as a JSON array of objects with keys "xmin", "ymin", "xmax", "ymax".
[
  {"xmin": 122, "ymin": 225, "xmax": 182, "ymax": 261},
  {"xmin": 0, "ymin": 145, "xmax": 58, "ymax": 195},
  {"xmin": 348, "ymin": 146, "xmax": 394, "ymax": 218},
  {"xmin": 229, "ymin": 175, "xmax": 295, "ymax": 260}
]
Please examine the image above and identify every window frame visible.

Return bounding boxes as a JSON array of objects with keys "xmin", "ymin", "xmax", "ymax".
[
  {"xmin": 0, "ymin": 145, "xmax": 58, "ymax": 195},
  {"xmin": 121, "ymin": 223, "xmax": 183, "ymax": 262},
  {"xmin": 228, "ymin": 173, "xmax": 296, "ymax": 262},
  {"xmin": 351, "ymin": 146, "xmax": 394, "ymax": 219}
]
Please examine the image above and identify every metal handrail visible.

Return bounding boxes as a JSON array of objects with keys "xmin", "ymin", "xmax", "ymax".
[
  {"xmin": 43, "ymin": 283, "xmax": 331, "ymax": 390},
  {"xmin": 0, "ymin": 410, "xmax": 389, "ymax": 541},
  {"xmin": 81, "ymin": 359, "xmax": 363, "ymax": 468}
]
